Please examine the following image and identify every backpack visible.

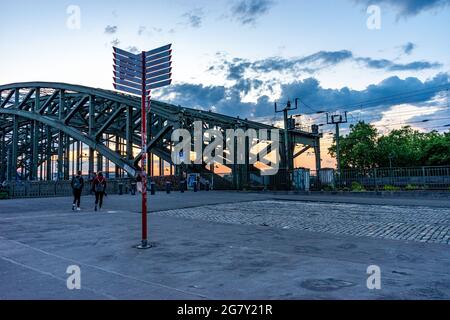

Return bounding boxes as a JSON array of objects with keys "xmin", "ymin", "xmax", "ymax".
[
  {"xmin": 95, "ymin": 178, "xmax": 106, "ymax": 193},
  {"xmin": 73, "ymin": 177, "xmax": 82, "ymax": 190}
]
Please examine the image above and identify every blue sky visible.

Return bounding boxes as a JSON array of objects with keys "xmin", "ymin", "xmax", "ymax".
[{"xmin": 1, "ymin": 0, "xmax": 449, "ymax": 142}]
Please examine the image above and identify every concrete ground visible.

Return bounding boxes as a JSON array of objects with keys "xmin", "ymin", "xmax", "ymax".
[{"xmin": 0, "ymin": 191, "xmax": 449, "ymax": 300}]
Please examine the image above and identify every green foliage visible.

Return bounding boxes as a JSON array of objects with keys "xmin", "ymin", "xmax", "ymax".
[
  {"xmin": 0, "ymin": 191, "xmax": 9, "ymax": 200},
  {"xmin": 322, "ymin": 185, "xmax": 335, "ymax": 192},
  {"xmin": 377, "ymin": 127, "xmax": 425, "ymax": 167},
  {"xmin": 329, "ymin": 122, "xmax": 378, "ymax": 169},
  {"xmin": 328, "ymin": 122, "xmax": 450, "ymax": 169},
  {"xmin": 351, "ymin": 181, "xmax": 365, "ymax": 192},
  {"xmin": 405, "ymin": 184, "xmax": 419, "ymax": 191},
  {"xmin": 419, "ymin": 131, "xmax": 450, "ymax": 166},
  {"xmin": 383, "ymin": 185, "xmax": 401, "ymax": 191}
]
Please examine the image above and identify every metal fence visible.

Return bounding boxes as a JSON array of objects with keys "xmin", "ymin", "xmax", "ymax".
[
  {"xmin": 314, "ymin": 166, "xmax": 450, "ymax": 191},
  {"xmin": 2, "ymin": 166, "xmax": 449, "ymax": 198},
  {"xmin": 0, "ymin": 174, "xmax": 220, "ymax": 199},
  {"xmin": 1, "ymin": 179, "xmax": 133, "ymax": 199}
]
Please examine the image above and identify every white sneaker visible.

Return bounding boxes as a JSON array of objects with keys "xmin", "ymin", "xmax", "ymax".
[{"xmin": 77, "ymin": 207, "xmax": 81, "ymax": 211}]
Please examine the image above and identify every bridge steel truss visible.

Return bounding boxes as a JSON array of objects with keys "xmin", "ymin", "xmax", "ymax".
[{"xmin": 0, "ymin": 82, "xmax": 322, "ymax": 190}]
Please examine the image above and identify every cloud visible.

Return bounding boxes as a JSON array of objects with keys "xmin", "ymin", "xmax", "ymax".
[
  {"xmin": 252, "ymin": 50, "xmax": 354, "ymax": 74},
  {"xmin": 232, "ymin": 0, "xmax": 275, "ymax": 25},
  {"xmin": 127, "ymin": 46, "xmax": 140, "ymax": 54},
  {"xmin": 356, "ymin": 57, "xmax": 442, "ymax": 71},
  {"xmin": 138, "ymin": 26, "xmax": 146, "ymax": 36},
  {"xmin": 111, "ymin": 39, "xmax": 120, "ymax": 47},
  {"xmin": 157, "ymin": 80, "xmax": 271, "ymax": 118},
  {"xmin": 182, "ymin": 9, "xmax": 204, "ymax": 28},
  {"xmin": 402, "ymin": 42, "xmax": 416, "ymax": 55},
  {"xmin": 214, "ymin": 50, "xmax": 442, "ymax": 81},
  {"xmin": 158, "ymin": 73, "xmax": 450, "ymax": 120},
  {"xmin": 137, "ymin": 26, "xmax": 164, "ymax": 36},
  {"xmin": 279, "ymin": 73, "xmax": 449, "ymax": 114},
  {"xmin": 104, "ymin": 25, "xmax": 118, "ymax": 34},
  {"xmin": 352, "ymin": 0, "xmax": 450, "ymax": 17}
]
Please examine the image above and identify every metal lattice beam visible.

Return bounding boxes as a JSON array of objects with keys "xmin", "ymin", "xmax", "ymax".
[{"xmin": 0, "ymin": 81, "xmax": 322, "ymax": 187}]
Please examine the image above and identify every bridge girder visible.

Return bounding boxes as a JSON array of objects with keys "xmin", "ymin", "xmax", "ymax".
[{"xmin": 0, "ymin": 82, "xmax": 322, "ymax": 189}]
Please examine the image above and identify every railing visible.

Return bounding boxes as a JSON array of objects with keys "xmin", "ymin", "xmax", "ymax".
[
  {"xmin": 1, "ymin": 174, "xmax": 219, "ymax": 199},
  {"xmin": 312, "ymin": 166, "xmax": 450, "ymax": 191},
  {"xmin": 2, "ymin": 166, "xmax": 448, "ymax": 198},
  {"xmin": 2, "ymin": 179, "xmax": 132, "ymax": 199}
]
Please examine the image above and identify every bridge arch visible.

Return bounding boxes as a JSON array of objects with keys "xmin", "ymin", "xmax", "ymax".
[
  {"xmin": 0, "ymin": 81, "xmax": 321, "ymax": 189},
  {"xmin": 0, "ymin": 82, "xmax": 175, "ymax": 180}
]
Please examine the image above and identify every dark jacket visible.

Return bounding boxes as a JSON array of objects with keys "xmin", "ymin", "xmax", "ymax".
[
  {"xmin": 92, "ymin": 177, "xmax": 107, "ymax": 193},
  {"xmin": 71, "ymin": 176, "xmax": 84, "ymax": 190}
]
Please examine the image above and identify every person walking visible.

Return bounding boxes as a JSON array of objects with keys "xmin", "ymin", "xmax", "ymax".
[
  {"xmin": 71, "ymin": 171, "xmax": 84, "ymax": 211},
  {"xmin": 92, "ymin": 172, "xmax": 107, "ymax": 212}
]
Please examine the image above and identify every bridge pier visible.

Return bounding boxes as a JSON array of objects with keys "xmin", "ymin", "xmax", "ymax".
[
  {"xmin": 88, "ymin": 95, "xmax": 96, "ymax": 179},
  {"xmin": 64, "ymin": 134, "xmax": 70, "ymax": 180},
  {"xmin": 314, "ymin": 137, "xmax": 322, "ymax": 172},
  {"xmin": 0, "ymin": 129, "xmax": 6, "ymax": 182},
  {"xmin": 97, "ymin": 149, "xmax": 103, "ymax": 174},
  {"xmin": 45, "ymin": 126, "xmax": 52, "ymax": 180},
  {"xmin": 10, "ymin": 115, "xmax": 18, "ymax": 181}
]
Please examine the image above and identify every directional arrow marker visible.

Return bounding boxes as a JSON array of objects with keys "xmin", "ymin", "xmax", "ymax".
[{"xmin": 145, "ymin": 44, "xmax": 172, "ymax": 57}]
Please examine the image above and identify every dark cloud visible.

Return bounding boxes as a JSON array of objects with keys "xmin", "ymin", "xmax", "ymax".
[
  {"xmin": 225, "ymin": 59, "xmax": 252, "ymax": 80},
  {"xmin": 215, "ymin": 50, "xmax": 442, "ymax": 80},
  {"xmin": 280, "ymin": 73, "xmax": 449, "ymax": 114},
  {"xmin": 403, "ymin": 42, "xmax": 416, "ymax": 55},
  {"xmin": 252, "ymin": 51, "xmax": 354, "ymax": 73},
  {"xmin": 104, "ymin": 25, "xmax": 118, "ymax": 34},
  {"xmin": 353, "ymin": 0, "xmax": 450, "ymax": 17},
  {"xmin": 159, "ymin": 73, "xmax": 450, "ymax": 120},
  {"xmin": 158, "ymin": 80, "xmax": 267, "ymax": 117},
  {"xmin": 232, "ymin": 0, "xmax": 275, "ymax": 25},
  {"xmin": 357, "ymin": 57, "xmax": 442, "ymax": 71}
]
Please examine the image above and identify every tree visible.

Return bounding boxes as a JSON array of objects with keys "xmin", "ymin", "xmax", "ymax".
[
  {"xmin": 420, "ymin": 131, "xmax": 450, "ymax": 166},
  {"xmin": 328, "ymin": 122, "xmax": 378, "ymax": 169},
  {"xmin": 376, "ymin": 127, "xmax": 427, "ymax": 167},
  {"xmin": 329, "ymin": 123, "xmax": 450, "ymax": 169}
]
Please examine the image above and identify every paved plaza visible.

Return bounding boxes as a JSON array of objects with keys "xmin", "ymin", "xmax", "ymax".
[
  {"xmin": 0, "ymin": 192, "xmax": 449, "ymax": 299},
  {"xmin": 157, "ymin": 200, "xmax": 450, "ymax": 245}
]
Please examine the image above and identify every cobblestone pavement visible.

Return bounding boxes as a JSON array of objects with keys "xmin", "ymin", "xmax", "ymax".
[{"xmin": 154, "ymin": 200, "xmax": 450, "ymax": 245}]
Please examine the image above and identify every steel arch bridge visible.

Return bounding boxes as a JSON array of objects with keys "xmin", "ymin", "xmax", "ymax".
[{"xmin": 0, "ymin": 82, "xmax": 322, "ymax": 189}]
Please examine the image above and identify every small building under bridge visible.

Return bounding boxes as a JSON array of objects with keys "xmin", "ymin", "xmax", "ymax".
[{"xmin": 0, "ymin": 82, "xmax": 322, "ymax": 190}]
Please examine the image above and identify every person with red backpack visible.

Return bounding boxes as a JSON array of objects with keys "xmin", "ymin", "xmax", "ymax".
[{"xmin": 92, "ymin": 172, "xmax": 107, "ymax": 212}]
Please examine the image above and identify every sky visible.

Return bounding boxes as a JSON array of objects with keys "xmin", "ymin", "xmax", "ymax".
[{"xmin": 1, "ymin": 0, "xmax": 449, "ymax": 168}]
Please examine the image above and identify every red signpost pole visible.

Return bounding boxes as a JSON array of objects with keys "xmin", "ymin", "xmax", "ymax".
[
  {"xmin": 138, "ymin": 51, "xmax": 151, "ymax": 249},
  {"xmin": 113, "ymin": 45, "xmax": 172, "ymax": 250}
]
